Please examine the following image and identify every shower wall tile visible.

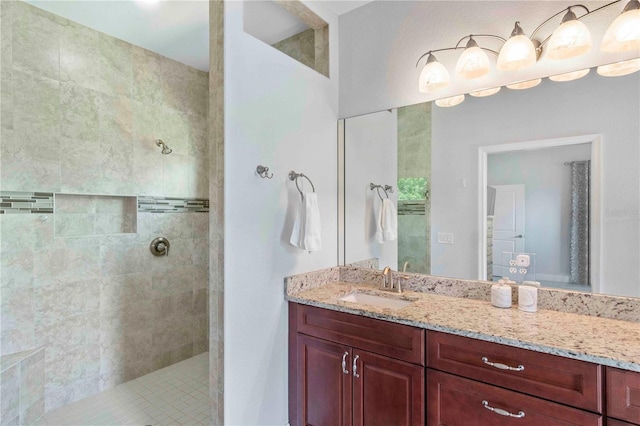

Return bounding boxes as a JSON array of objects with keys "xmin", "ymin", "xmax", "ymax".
[
  {"xmin": 11, "ymin": 1, "xmax": 59, "ymax": 81},
  {"xmin": 59, "ymin": 83, "xmax": 101, "ymax": 141},
  {"xmin": 132, "ymin": 46, "xmax": 163, "ymax": 106},
  {"xmin": 157, "ymin": 107, "xmax": 189, "ymax": 156},
  {"xmin": 1, "ymin": 1, "xmax": 210, "ymax": 413},
  {"xmin": 60, "ymin": 137, "xmax": 101, "ymax": 194},
  {"xmin": 1, "ymin": 364, "xmax": 20, "ymax": 425},
  {"xmin": 1, "ymin": 129, "xmax": 61, "ymax": 194},
  {"xmin": 12, "ymin": 70, "xmax": 59, "ymax": 138},
  {"xmin": 163, "ymin": 153, "xmax": 191, "ymax": 198},
  {"xmin": 99, "ymin": 94, "xmax": 133, "ymax": 143},
  {"xmin": 99, "ymin": 137, "xmax": 134, "ymax": 195}
]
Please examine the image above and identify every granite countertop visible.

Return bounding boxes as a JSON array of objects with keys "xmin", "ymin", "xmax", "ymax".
[{"xmin": 286, "ymin": 281, "xmax": 640, "ymax": 372}]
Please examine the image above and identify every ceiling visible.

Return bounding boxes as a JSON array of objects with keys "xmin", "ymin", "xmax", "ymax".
[{"xmin": 27, "ymin": 0, "xmax": 374, "ymax": 72}]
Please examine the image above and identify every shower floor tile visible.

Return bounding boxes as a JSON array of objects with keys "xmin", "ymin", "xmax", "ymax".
[{"xmin": 35, "ymin": 352, "xmax": 210, "ymax": 426}]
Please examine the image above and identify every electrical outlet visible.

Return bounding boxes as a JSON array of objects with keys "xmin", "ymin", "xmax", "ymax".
[{"xmin": 437, "ymin": 232, "xmax": 454, "ymax": 244}]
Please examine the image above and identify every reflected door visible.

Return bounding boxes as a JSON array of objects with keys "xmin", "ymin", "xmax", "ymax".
[{"xmin": 492, "ymin": 185, "xmax": 525, "ymax": 278}]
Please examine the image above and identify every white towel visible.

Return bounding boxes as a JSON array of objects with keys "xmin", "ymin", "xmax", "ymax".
[
  {"xmin": 375, "ymin": 198, "xmax": 397, "ymax": 243},
  {"xmin": 290, "ymin": 192, "xmax": 322, "ymax": 252}
]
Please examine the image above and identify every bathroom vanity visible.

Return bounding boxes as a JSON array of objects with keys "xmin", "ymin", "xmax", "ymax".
[{"xmin": 286, "ymin": 273, "xmax": 640, "ymax": 426}]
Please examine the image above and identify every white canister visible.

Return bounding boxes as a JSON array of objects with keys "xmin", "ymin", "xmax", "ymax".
[
  {"xmin": 522, "ymin": 281, "xmax": 541, "ymax": 288},
  {"xmin": 491, "ymin": 284, "xmax": 512, "ymax": 309},
  {"xmin": 518, "ymin": 285, "xmax": 538, "ymax": 313}
]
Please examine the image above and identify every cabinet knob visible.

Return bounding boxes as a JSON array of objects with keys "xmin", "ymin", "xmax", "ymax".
[
  {"xmin": 341, "ymin": 352, "xmax": 349, "ymax": 375},
  {"xmin": 353, "ymin": 355, "xmax": 360, "ymax": 378}
]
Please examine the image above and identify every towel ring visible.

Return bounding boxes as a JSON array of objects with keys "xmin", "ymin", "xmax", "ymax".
[
  {"xmin": 370, "ymin": 183, "xmax": 393, "ymax": 201},
  {"xmin": 289, "ymin": 171, "xmax": 316, "ymax": 201}
]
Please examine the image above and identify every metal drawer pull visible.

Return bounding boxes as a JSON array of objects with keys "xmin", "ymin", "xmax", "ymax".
[
  {"xmin": 482, "ymin": 400, "xmax": 525, "ymax": 418},
  {"xmin": 482, "ymin": 357, "xmax": 525, "ymax": 371},
  {"xmin": 341, "ymin": 352, "xmax": 349, "ymax": 375},
  {"xmin": 353, "ymin": 355, "xmax": 360, "ymax": 378}
]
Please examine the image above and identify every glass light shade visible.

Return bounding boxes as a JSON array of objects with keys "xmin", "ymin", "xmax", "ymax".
[
  {"xmin": 506, "ymin": 79, "xmax": 542, "ymax": 90},
  {"xmin": 418, "ymin": 57, "xmax": 450, "ymax": 93},
  {"xmin": 455, "ymin": 46, "xmax": 491, "ymax": 79},
  {"xmin": 601, "ymin": 8, "xmax": 640, "ymax": 53},
  {"xmin": 546, "ymin": 19, "xmax": 592, "ymax": 60},
  {"xmin": 435, "ymin": 94, "xmax": 465, "ymax": 107},
  {"xmin": 597, "ymin": 58, "xmax": 640, "ymax": 76},
  {"xmin": 497, "ymin": 35, "xmax": 537, "ymax": 71},
  {"xmin": 469, "ymin": 87, "xmax": 501, "ymax": 97},
  {"xmin": 549, "ymin": 68, "xmax": 590, "ymax": 82}
]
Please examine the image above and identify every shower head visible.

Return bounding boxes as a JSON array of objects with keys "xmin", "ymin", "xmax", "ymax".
[{"xmin": 155, "ymin": 139, "xmax": 172, "ymax": 155}]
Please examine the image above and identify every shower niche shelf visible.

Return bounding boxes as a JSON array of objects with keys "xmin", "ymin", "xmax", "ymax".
[{"xmin": 54, "ymin": 193, "xmax": 137, "ymax": 238}]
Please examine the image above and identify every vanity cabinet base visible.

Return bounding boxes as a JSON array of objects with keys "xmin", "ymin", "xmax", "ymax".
[
  {"xmin": 427, "ymin": 370, "xmax": 603, "ymax": 426},
  {"xmin": 290, "ymin": 303, "xmax": 424, "ymax": 426}
]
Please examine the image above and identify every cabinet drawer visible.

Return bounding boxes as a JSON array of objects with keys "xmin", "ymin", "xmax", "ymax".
[
  {"xmin": 608, "ymin": 419, "xmax": 636, "ymax": 426},
  {"xmin": 295, "ymin": 303, "xmax": 424, "ymax": 365},
  {"xmin": 607, "ymin": 367, "xmax": 640, "ymax": 425},
  {"xmin": 427, "ymin": 370, "xmax": 603, "ymax": 426},
  {"xmin": 427, "ymin": 331, "xmax": 602, "ymax": 412}
]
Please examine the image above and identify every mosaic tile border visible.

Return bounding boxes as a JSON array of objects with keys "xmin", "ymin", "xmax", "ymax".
[
  {"xmin": 0, "ymin": 192, "xmax": 210, "ymax": 214},
  {"xmin": 138, "ymin": 196, "xmax": 209, "ymax": 213},
  {"xmin": 0, "ymin": 191, "xmax": 54, "ymax": 214},
  {"xmin": 398, "ymin": 200, "xmax": 426, "ymax": 215}
]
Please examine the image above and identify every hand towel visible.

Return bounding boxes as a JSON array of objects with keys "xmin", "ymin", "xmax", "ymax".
[
  {"xmin": 290, "ymin": 192, "xmax": 322, "ymax": 252},
  {"xmin": 381, "ymin": 198, "xmax": 397, "ymax": 241},
  {"xmin": 375, "ymin": 198, "xmax": 397, "ymax": 243}
]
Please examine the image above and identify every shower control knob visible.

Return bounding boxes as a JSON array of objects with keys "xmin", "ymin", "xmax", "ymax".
[{"xmin": 150, "ymin": 237, "xmax": 170, "ymax": 257}]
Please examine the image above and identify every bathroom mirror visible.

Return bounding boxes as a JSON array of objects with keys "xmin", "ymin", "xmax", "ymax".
[{"xmin": 342, "ymin": 68, "xmax": 640, "ymax": 298}]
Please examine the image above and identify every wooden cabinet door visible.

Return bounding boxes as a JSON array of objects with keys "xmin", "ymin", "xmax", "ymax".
[
  {"xmin": 427, "ymin": 370, "xmax": 602, "ymax": 426},
  {"xmin": 352, "ymin": 350, "xmax": 424, "ymax": 426},
  {"xmin": 607, "ymin": 367, "xmax": 640, "ymax": 425},
  {"xmin": 297, "ymin": 334, "xmax": 352, "ymax": 426}
]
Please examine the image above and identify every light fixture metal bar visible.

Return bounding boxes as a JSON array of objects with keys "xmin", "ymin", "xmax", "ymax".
[
  {"xmin": 415, "ymin": 44, "xmax": 500, "ymax": 68},
  {"xmin": 454, "ymin": 34, "xmax": 507, "ymax": 48}
]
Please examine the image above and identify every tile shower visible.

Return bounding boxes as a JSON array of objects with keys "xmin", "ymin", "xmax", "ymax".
[{"xmin": 0, "ymin": 0, "xmax": 210, "ymax": 421}]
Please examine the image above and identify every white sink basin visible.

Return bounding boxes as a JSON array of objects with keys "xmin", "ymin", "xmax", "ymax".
[{"xmin": 339, "ymin": 292, "xmax": 413, "ymax": 310}]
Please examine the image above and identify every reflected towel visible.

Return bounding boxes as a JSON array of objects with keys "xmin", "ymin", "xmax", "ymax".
[
  {"xmin": 290, "ymin": 192, "xmax": 322, "ymax": 252},
  {"xmin": 375, "ymin": 198, "xmax": 397, "ymax": 243}
]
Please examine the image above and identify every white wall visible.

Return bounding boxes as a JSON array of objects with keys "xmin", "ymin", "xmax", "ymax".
[
  {"xmin": 224, "ymin": 1, "xmax": 339, "ymax": 424},
  {"xmin": 338, "ymin": 0, "xmax": 639, "ymax": 117},
  {"xmin": 488, "ymin": 145, "xmax": 592, "ymax": 282},
  {"xmin": 430, "ymin": 72, "xmax": 639, "ymax": 297},
  {"xmin": 344, "ymin": 110, "xmax": 398, "ymax": 268}
]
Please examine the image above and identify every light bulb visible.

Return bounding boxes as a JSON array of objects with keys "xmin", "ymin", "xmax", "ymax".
[
  {"xmin": 469, "ymin": 87, "xmax": 501, "ymax": 97},
  {"xmin": 455, "ymin": 38, "xmax": 491, "ymax": 79},
  {"xmin": 506, "ymin": 79, "xmax": 542, "ymax": 90},
  {"xmin": 435, "ymin": 94, "xmax": 465, "ymax": 107},
  {"xmin": 549, "ymin": 68, "xmax": 590, "ymax": 82},
  {"xmin": 597, "ymin": 58, "xmax": 640, "ymax": 76},
  {"xmin": 601, "ymin": 1, "xmax": 640, "ymax": 53},
  {"xmin": 546, "ymin": 9, "xmax": 592, "ymax": 60},
  {"xmin": 419, "ymin": 54, "xmax": 450, "ymax": 93},
  {"xmin": 497, "ymin": 22, "xmax": 537, "ymax": 71}
]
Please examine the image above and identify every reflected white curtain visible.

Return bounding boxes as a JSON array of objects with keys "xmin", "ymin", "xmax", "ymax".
[{"xmin": 569, "ymin": 160, "xmax": 590, "ymax": 285}]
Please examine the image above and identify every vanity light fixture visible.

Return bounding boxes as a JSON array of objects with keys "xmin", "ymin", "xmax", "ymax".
[
  {"xmin": 506, "ymin": 78, "xmax": 542, "ymax": 90},
  {"xmin": 435, "ymin": 94, "xmax": 465, "ymax": 107},
  {"xmin": 545, "ymin": 7, "xmax": 593, "ymax": 60},
  {"xmin": 601, "ymin": 0, "xmax": 640, "ymax": 53},
  {"xmin": 416, "ymin": 0, "xmax": 637, "ymax": 96},
  {"xmin": 455, "ymin": 37, "xmax": 491, "ymax": 79},
  {"xmin": 469, "ymin": 87, "xmax": 501, "ymax": 97},
  {"xmin": 497, "ymin": 22, "xmax": 538, "ymax": 71},
  {"xmin": 596, "ymin": 57, "xmax": 640, "ymax": 76},
  {"xmin": 549, "ymin": 68, "xmax": 591, "ymax": 82},
  {"xmin": 418, "ymin": 53, "xmax": 451, "ymax": 93}
]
